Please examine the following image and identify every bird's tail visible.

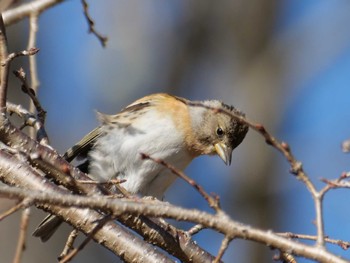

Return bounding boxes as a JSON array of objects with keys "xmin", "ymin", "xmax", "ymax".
[{"xmin": 32, "ymin": 214, "xmax": 63, "ymax": 242}]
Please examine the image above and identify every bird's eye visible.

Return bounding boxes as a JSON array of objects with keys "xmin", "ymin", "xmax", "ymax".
[{"xmin": 216, "ymin": 127, "xmax": 224, "ymax": 137}]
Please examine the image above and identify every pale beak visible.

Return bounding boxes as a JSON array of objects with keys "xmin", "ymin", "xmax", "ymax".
[{"xmin": 214, "ymin": 143, "xmax": 232, "ymax": 165}]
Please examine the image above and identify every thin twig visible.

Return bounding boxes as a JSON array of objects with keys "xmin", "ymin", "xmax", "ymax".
[
  {"xmin": 28, "ymin": 14, "xmax": 39, "ymax": 92},
  {"xmin": 59, "ymin": 216, "xmax": 111, "ymax": 263},
  {"xmin": 28, "ymin": 13, "xmax": 40, "ymax": 141},
  {"xmin": 213, "ymin": 236, "xmax": 231, "ymax": 263},
  {"xmin": 278, "ymin": 232, "xmax": 350, "ymax": 250},
  {"xmin": 0, "ymin": 14, "xmax": 9, "ymax": 112},
  {"xmin": 141, "ymin": 153, "xmax": 221, "ymax": 211},
  {"xmin": 0, "ymin": 200, "xmax": 24, "ymax": 221},
  {"xmin": 13, "ymin": 207, "xmax": 31, "ymax": 263},
  {"xmin": 187, "ymin": 224, "xmax": 205, "ymax": 236},
  {"xmin": 2, "ymin": 47, "xmax": 39, "ymax": 66},
  {"xmin": 81, "ymin": 0, "xmax": 108, "ymax": 47},
  {"xmin": 319, "ymin": 172, "xmax": 350, "ymax": 202},
  {"xmin": 7, "ymin": 102, "xmax": 50, "ymax": 145},
  {"xmin": 321, "ymin": 177, "xmax": 350, "ymax": 189},
  {"xmin": 13, "ymin": 68, "xmax": 47, "ymax": 125},
  {"xmin": 58, "ymin": 229, "xmax": 79, "ymax": 261}
]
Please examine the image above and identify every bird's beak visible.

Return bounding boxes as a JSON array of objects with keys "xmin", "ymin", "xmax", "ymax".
[{"xmin": 214, "ymin": 143, "xmax": 232, "ymax": 165}]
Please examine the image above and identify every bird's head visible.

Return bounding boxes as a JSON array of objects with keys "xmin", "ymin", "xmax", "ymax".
[{"xmin": 189, "ymin": 100, "xmax": 248, "ymax": 165}]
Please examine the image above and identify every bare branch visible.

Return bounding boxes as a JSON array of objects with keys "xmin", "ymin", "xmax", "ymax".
[
  {"xmin": 0, "ymin": 185, "xmax": 346, "ymax": 263},
  {"xmin": 13, "ymin": 68, "xmax": 47, "ymax": 125},
  {"xmin": 6, "ymin": 102, "xmax": 50, "ymax": 144},
  {"xmin": 28, "ymin": 14, "xmax": 40, "ymax": 93},
  {"xmin": 3, "ymin": 0, "xmax": 65, "ymax": 26},
  {"xmin": 278, "ymin": 232, "xmax": 350, "ymax": 250},
  {"xmin": 1, "ymin": 47, "xmax": 39, "ymax": 66},
  {"xmin": 187, "ymin": 224, "xmax": 205, "ymax": 236},
  {"xmin": 141, "ymin": 153, "xmax": 221, "ymax": 211},
  {"xmin": 213, "ymin": 236, "xmax": 231, "ymax": 263},
  {"xmin": 59, "ymin": 216, "xmax": 112, "ymax": 263},
  {"xmin": 0, "ymin": 200, "xmax": 29, "ymax": 221},
  {"xmin": 0, "ymin": 14, "xmax": 9, "ymax": 112},
  {"xmin": 27, "ymin": 13, "xmax": 40, "ymax": 139},
  {"xmin": 13, "ymin": 208, "xmax": 31, "ymax": 263},
  {"xmin": 322, "ymin": 178, "xmax": 350, "ymax": 189},
  {"xmin": 58, "ymin": 229, "xmax": 79, "ymax": 261},
  {"xmin": 81, "ymin": 0, "xmax": 108, "ymax": 47}
]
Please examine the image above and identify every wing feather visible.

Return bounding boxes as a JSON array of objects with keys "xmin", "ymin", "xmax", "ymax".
[{"xmin": 63, "ymin": 127, "xmax": 102, "ymax": 162}]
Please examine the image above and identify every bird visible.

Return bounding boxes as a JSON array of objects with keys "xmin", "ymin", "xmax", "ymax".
[{"xmin": 33, "ymin": 93, "xmax": 248, "ymax": 241}]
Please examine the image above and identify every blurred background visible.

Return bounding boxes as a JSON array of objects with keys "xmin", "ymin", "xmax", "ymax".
[{"xmin": 1, "ymin": 0, "xmax": 350, "ymax": 262}]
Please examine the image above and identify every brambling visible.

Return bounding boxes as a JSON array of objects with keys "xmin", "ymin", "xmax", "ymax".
[{"xmin": 33, "ymin": 93, "xmax": 248, "ymax": 241}]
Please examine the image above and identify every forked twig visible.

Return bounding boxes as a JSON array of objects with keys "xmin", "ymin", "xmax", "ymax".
[
  {"xmin": 59, "ymin": 215, "xmax": 111, "ymax": 263},
  {"xmin": 7, "ymin": 102, "xmax": 49, "ymax": 145}
]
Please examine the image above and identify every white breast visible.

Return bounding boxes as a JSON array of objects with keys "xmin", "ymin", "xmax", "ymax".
[{"xmin": 88, "ymin": 109, "xmax": 193, "ymax": 199}]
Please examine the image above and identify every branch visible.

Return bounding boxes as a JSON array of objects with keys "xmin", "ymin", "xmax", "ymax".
[
  {"xmin": 0, "ymin": 200, "xmax": 29, "ymax": 221},
  {"xmin": 59, "ymin": 215, "xmax": 112, "ymax": 263},
  {"xmin": 2, "ymin": 0, "xmax": 65, "ymax": 26},
  {"xmin": 13, "ymin": 207, "xmax": 31, "ymax": 263},
  {"xmin": 278, "ymin": 232, "xmax": 350, "ymax": 250},
  {"xmin": 0, "ymin": 184, "xmax": 346, "ymax": 263},
  {"xmin": 1, "ymin": 47, "xmax": 39, "ymax": 66},
  {"xmin": 141, "ymin": 153, "xmax": 221, "ymax": 211},
  {"xmin": 13, "ymin": 68, "xmax": 47, "ymax": 125},
  {"xmin": 0, "ymin": 14, "xmax": 8, "ymax": 111},
  {"xmin": 7, "ymin": 102, "xmax": 50, "ymax": 144},
  {"xmin": 81, "ymin": 0, "xmax": 108, "ymax": 47},
  {"xmin": 58, "ymin": 229, "xmax": 79, "ymax": 261},
  {"xmin": 28, "ymin": 14, "xmax": 40, "ymax": 93},
  {"xmin": 213, "ymin": 236, "xmax": 232, "ymax": 263}
]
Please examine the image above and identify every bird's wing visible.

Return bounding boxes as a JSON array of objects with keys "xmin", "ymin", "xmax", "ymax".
[
  {"xmin": 63, "ymin": 94, "xmax": 182, "ymax": 162},
  {"xmin": 63, "ymin": 127, "xmax": 102, "ymax": 162}
]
